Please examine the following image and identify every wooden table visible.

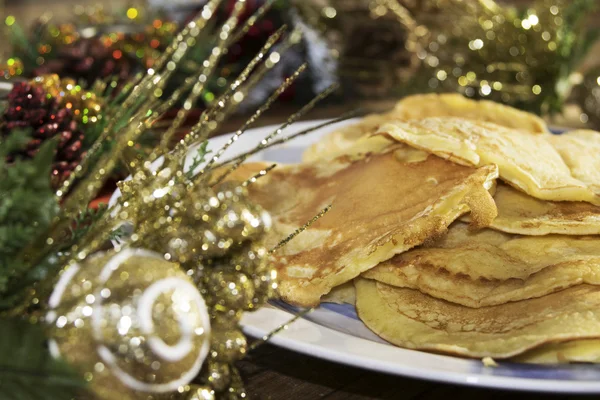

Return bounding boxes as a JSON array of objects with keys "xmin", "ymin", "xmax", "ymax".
[{"xmin": 237, "ymin": 343, "xmax": 599, "ymax": 400}]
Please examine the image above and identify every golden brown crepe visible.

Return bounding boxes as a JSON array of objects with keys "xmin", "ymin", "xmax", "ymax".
[
  {"xmin": 355, "ymin": 278, "xmax": 600, "ymax": 359},
  {"xmin": 302, "ymin": 113, "xmax": 396, "ymax": 163},
  {"xmin": 227, "ymin": 150, "xmax": 498, "ymax": 307},
  {"xmin": 391, "ymin": 93, "xmax": 549, "ymax": 134},
  {"xmin": 363, "ymin": 222, "xmax": 600, "ymax": 308},
  {"xmin": 476, "ymin": 183, "xmax": 600, "ymax": 235},
  {"xmin": 547, "ymin": 130, "xmax": 600, "ymax": 195},
  {"xmin": 302, "ymin": 93, "xmax": 548, "ymax": 163},
  {"xmin": 378, "ymin": 118, "xmax": 600, "ymax": 205},
  {"xmin": 321, "ymin": 282, "xmax": 356, "ymax": 305},
  {"xmin": 514, "ymin": 340, "xmax": 600, "ymax": 364}
]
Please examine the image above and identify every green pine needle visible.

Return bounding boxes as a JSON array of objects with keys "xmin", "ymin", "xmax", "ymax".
[
  {"xmin": 69, "ymin": 205, "xmax": 127, "ymax": 244},
  {"xmin": 69, "ymin": 205, "xmax": 107, "ymax": 242},
  {"xmin": 0, "ymin": 318, "xmax": 86, "ymax": 400},
  {"xmin": 0, "ymin": 131, "xmax": 59, "ymax": 303},
  {"xmin": 185, "ymin": 141, "xmax": 211, "ymax": 180}
]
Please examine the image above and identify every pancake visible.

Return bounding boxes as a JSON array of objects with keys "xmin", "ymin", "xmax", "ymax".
[
  {"xmin": 392, "ymin": 93, "xmax": 549, "ymax": 134},
  {"xmin": 355, "ymin": 278, "xmax": 600, "ymax": 359},
  {"xmin": 547, "ymin": 130, "xmax": 600, "ymax": 195},
  {"xmin": 477, "ymin": 183, "xmax": 600, "ymax": 235},
  {"xmin": 321, "ymin": 281, "xmax": 356, "ymax": 305},
  {"xmin": 378, "ymin": 118, "xmax": 600, "ymax": 205},
  {"xmin": 302, "ymin": 93, "xmax": 548, "ymax": 163},
  {"xmin": 302, "ymin": 113, "xmax": 396, "ymax": 163},
  {"xmin": 514, "ymin": 339, "xmax": 600, "ymax": 364},
  {"xmin": 227, "ymin": 150, "xmax": 498, "ymax": 307},
  {"xmin": 363, "ymin": 222, "xmax": 600, "ymax": 307}
]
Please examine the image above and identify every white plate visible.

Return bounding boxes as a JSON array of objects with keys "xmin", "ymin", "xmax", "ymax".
[{"xmin": 111, "ymin": 119, "xmax": 600, "ymax": 393}]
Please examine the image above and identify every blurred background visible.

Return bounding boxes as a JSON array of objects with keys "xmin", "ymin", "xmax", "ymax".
[{"xmin": 2, "ymin": 0, "xmax": 600, "ymax": 130}]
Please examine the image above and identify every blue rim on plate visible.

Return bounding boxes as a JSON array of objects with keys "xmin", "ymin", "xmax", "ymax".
[{"xmin": 269, "ymin": 299, "xmax": 600, "ymax": 383}]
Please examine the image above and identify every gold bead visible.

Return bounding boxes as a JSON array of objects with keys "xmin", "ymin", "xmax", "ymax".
[
  {"xmin": 204, "ymin": 268, "xmax": 255, "ymax": 310},
  {"xmin": 209, "ymin": 310, "xmax": 243, "ymax": 331},
  {"xmin": 251, "ymin": 265, "xmax": 277, "ymax": 309},
  {"xmin": 210, "ymin": 328, "xmax": 247, "ymax": 362},
  {"xmin": 184, "ymin": 385, "xmax": 215, "ymax": 400},
  {"xmin": 224, "ymin": 366, "xmax": 246, "ymax": 399},
  {"xmin": 230, "ymin": 245, "xmax": 268, "ymax": 274},
  {"xmin": 206, "ymin": 360, "xmax": 231, "ymax": 392}
]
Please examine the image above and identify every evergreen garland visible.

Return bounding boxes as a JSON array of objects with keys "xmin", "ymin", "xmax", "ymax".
[
  {"xmin": 0, "ymin": 318, "xmax": 85, "ymax": 400},
  {"xmin": 0, "ymin": 131, "xmax": 59, "ymax": 298}
]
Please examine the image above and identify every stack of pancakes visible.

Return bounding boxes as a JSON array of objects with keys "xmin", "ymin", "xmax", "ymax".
[{"xmin": 229, "ymin": 93, "xmax": 600, "ymax": 364}]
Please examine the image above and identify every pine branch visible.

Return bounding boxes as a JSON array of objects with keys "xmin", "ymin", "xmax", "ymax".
[
  {"xmin": 68, "ymin": 205, "xmax": 127, "ymax": 245},
  {"xmin": 0, "ymin": 318, "xmax": 86, "ymax": 400},
  {"xmin": 108, "ymin": 226, "xmax": 127, "ymax": 243},
  {"xmin": 185, "ymin": 141, "xmax": 211, "ymax": 180},
  {"xmin": 0, "ymin": 131, "xmax": 60, "ymax": 306},
  {"xmin": 69, "ymin": 205, "xmax": 107, "ymax": 243}
]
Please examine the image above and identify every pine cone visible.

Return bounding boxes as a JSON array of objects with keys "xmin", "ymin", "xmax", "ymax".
[
  {"xmin": 1, "ymin": 82, "xmax": 86, "ymax": 187},
  {"xmin": 34, "ymin": 38, "xmax": 133, "ymax": 85}
]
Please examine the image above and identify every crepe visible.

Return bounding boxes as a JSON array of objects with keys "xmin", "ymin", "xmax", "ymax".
[
  {"xmin": 355, "ymin": 278, "xmax": 600, "ymax": 359},
  {"xmin": 321, "ymin": 282, "xmax": 356, "ymax": 305},
  {"xmin": 514, "ymin": 340, "xmax": 600, "ymax": 364},
  {"xmin": 391, "ymin": 93, "xmax": 549, "ymax": 134},
  {"xmin": 302, "ymin": 113, "xmax": 396, "ymax": 163},
  {"xmin": 480, "ymin": 183, "xmax": 600, "ymax": 235},
  {"xmin": 302, "ymin": 93, "xmax": 548, "ymax": 163},
  {"xmin": 363, "ymin": 222, "xmax": 600, "ymax": 308},
  {"xmin": 227, "ymin": 150, "xmax": 498, "ymax": 307},
  {"xmin": 378, "ymin": 117, "xmax": 600, "ymax": 205},
  {"xmin": 547, "ymin": 130, "xmax": 600, "ymax": 195}
]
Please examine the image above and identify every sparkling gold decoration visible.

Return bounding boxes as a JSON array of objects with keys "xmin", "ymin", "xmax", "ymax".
[
  {"xmin": 46, "ymin": 248, "xmax": 211, "ymax": 400},
  {"xmin": 30, "ymin": 74, "xmax": 103, "ymax": 126},
  {"xmin": 300, "ymin": 0, "xmax": 595, "ymax": 113},
  {"xmin": 4, "ymin": 1, "xmax": 345, "ymax": 398},
  {"xmin": 387, "ymin": 0, "xmax": 597, "ymax": 114},
  {"xmin": 0, "ymin": 57, "xmax": 24, "ymax": 79},
  {"xmin": 26, "ymin": 8, "xmax": 178, "ymax": 70},
  {"xmin": 44, "ymin": 22, "xmax": 80, "ymax": 47},
  {"xmin": 184, "ymin": 385, "xmax": 215, "ymax": 400}
]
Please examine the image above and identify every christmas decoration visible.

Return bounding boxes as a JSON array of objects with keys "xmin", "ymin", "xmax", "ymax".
[
  {"xmin": 0, "ymin": 1, "xmax": 340, "ymax": 399},
  {"xmin": 30, "ymin": 74, "xmax": 103, "ymax": 127},
  {"xmin": 299, "ymin": 0, "xmax": 598, "ymax": 114},
  {"xmin": 47, "ymin": 248, "xmax": 211, "ymax": 400},
  {"xmin": 574, "ymin": 66, "xmax": 600, "ymax": 129},
  {"xmin": 6, "ymin": 8, "xmax": 177, "ymax": 85},
  {"xmin": 33, "ymin": 37, "xmax": 136, "ymax": 84},
  {"xmin": 0, "ymin": 81, "xmax": 86, "ymax": 187},
  {"xmin": 294, "ymin": 0, "xmax": 414, "ymax": 98},
  {"xmin": 0, "ymin": 318, "xmax": 84, "ymax": 399},
  {"xmin": 4, "ymin": 1, "xmax": 336, "ymax": 110},
  {"xmin": 0, "ymin": 58, "xmax": 24, "ymax": 79}
]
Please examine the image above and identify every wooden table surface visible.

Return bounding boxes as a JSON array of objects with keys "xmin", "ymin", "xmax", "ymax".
[{"xmin": 236, "ymin": 343, "xmax": 599, "ymax": 400}]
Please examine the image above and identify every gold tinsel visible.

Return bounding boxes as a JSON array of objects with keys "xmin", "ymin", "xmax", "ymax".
[
  {"xmin": 30, "ymin": 74, "xmax": 103, "ymax": 126},
  {"xmin": 12, "ymin": 0, "xmax": 336, "ymax": 399}
]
